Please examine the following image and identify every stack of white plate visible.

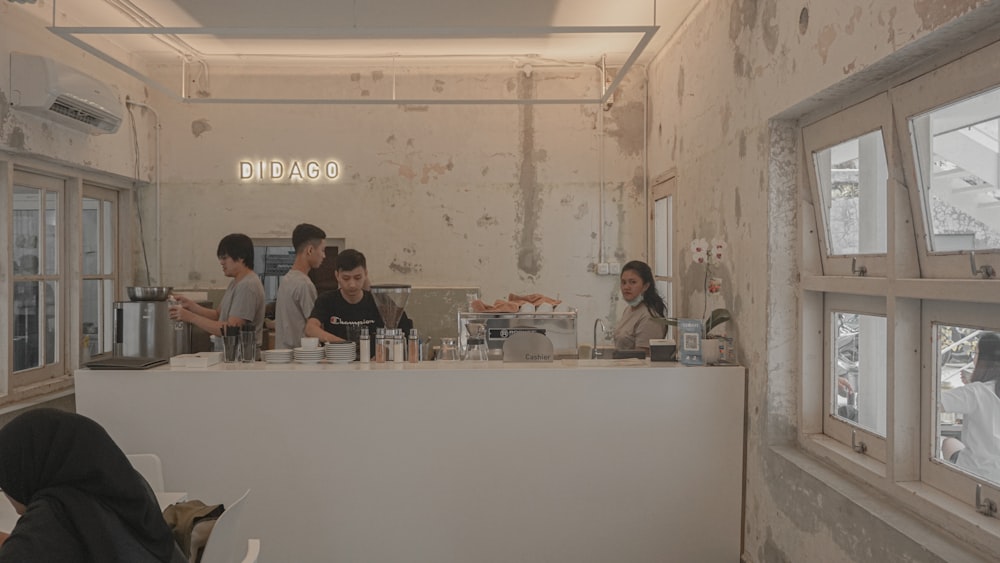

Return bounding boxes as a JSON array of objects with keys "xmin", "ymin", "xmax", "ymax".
[
  {"xmin": 325, "ymin": 342, "xmax": 356, "ymax": 364},
  {"xmin": 294, "ymin": 346, "xmax": 325, "ymax": 364},
  {"xmin": 263, "ymin": 349, "xmax": 293, "ymax": 364}
]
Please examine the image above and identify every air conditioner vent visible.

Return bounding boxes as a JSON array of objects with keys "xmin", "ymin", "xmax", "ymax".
[{"xmin": 49, "ymin": 96, "xmax": 119, "ymax": 133}]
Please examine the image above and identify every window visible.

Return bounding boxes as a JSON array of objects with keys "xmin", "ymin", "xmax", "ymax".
[
  {"xmin": 802, "ymin": 93, "xmax": 893, "ymax": 277},
  {"xmin": 11, "ymin": 171, "xmax": 64, "ymax": 385},
  {"xmin": 822, "ymin": 295, "xmax": 888, "ymax": 463},
  {"xmin": 2, "ymin": 160, "xmax": 131, "ymax": 402},
  {"xmin": 799, "ymin": 38, "xmax": 1000, "ymax": 543},
  {"xmin": 650, "ymin": 172, "xmax": 676, "ymax": 321},
  {"xmin": 81, "ymin": 185, "xmax": 119, "ymax": 359},
  {"xmin": 910, "ymin": 86, "xmax": 1000, "ymax": 255},
  {"xmin": 251, "ymin": 237, "xmax": 344, "ymax": 303}
]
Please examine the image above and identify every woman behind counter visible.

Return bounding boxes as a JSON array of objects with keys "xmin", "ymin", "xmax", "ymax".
[{"xmin": 613, "ymin": 260, "xmax": 668, "ymax": 354}]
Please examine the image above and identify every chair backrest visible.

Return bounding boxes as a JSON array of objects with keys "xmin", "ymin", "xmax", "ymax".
[
  {"xmin": 126, "ymin": 453, "xmax": 165, "ymax": 492},
  {"xmin": 200, "ymin": 489, "xmax": 252, "ymax": 563},
  {"xmin": 241, "ymin": 538, "xmax": 261, "ymax": 563}
]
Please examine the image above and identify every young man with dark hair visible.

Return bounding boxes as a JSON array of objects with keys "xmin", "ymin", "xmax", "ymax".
[
  {"xmin": 274, "ymin": 224, "xmax": 327, "ymax": 350},
  {"xmin": 305, "ymin": 249, "xmax": 413, "ymax": 355},
  {"xmin": 170, "ymin": 233, "xmax": 266, "ymax": 350}
]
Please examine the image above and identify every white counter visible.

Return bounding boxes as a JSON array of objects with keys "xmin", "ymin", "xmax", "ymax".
[{"xmin": 76, "ymin": 360, "xmax": 745, "ymax": 563}]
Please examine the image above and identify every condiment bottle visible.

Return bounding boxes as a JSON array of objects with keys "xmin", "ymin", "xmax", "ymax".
[
  {"xmin": 374, "ymin": 328, "xmax": 386, "ymax": 363},
  {"xmin": 393, "ymin": 329, "xmax": 405, "ymax": 363},
  {"xmin": 408, "ymin": 329, "xmax": 419, "ymax": 363},
  {"xmin": 359, "ymin": 330, "xmax": 370, "ymax": 364}
]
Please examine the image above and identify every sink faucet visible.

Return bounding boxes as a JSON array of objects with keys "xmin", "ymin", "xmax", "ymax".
[{"xmin": 593, "ymin": 318, "xmax": 608, "ymax": 359}]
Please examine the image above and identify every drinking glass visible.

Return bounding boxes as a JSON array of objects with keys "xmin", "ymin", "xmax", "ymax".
[
  {"xmin": 240, "ymin": 331, "xmax": 256, "ymax": 363},
  {"xmin": 438, "ymin": 338, "xmax": 458, "ymax": 361},
  {"xmin": 222, "ymin": 336, "xmax": 239, "ymax": 363}
]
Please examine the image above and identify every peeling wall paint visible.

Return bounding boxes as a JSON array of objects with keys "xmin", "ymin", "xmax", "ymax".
[
  {"xmin": 646, "ymin": 0, "xmax": 1000, "ymax": 561},
  {"xmin": 139, "ymin": 67, "xmax": 644, "ymax": 341},
  {"xmin": 191, "ymin": 119, "xmax": 212, "ymax": 138},
  {"xmin": 514, "ymin": 74, "xmax": 543, "ymax": 278}
]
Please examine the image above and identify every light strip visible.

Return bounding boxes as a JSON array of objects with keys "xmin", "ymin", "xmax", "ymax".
[{"xmin": 47, "ymin": 15, "xmax": 659, "ymax": 105}]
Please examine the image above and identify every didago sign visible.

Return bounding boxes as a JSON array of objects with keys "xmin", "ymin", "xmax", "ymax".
[{"xmin": 239, "ymin": 159, "xmax": 340, "ymax": 182}]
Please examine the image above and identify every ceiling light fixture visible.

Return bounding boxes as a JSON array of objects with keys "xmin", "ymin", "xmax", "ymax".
[{"xmin": 7, "ymin": 0, "xmax": 39, "ymax": 3}]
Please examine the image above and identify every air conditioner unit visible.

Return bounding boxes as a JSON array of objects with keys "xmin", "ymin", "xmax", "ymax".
[{"xmin": 10, "ymin": 52, "xmax": 122, "ymax": 135}]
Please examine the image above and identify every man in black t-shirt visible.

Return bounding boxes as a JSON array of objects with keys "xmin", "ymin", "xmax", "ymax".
[{"xmin": 305, "ymin": 249, "xmax": 413, "ymax": 348}]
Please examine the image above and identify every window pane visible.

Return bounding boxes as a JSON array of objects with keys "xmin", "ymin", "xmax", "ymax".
[
  {"xmin": 814, "ymin": 130, "xmax": 888, "ymax": 255},
  {"xmin": 831, "ymin": 311, "xmax": 887, "ymax": 436},
  {"xmin": 103, "ymin": 280, "xmax": 114, "ymax": 353},
  {"xmin": 13, "ymin": 187, "xmax": 41, "ymax": 276},
  {"xmin": 654, "ymin": 196, "xmax": 672, "ymax": 277},
  {"xmin": 44, "ymin": 281, "xmax": 58, "ymax": 364},
  {"xmin": 656, "ymin": 280, "xmax": 672, "ymax": 319},
  {"xmin": 936, "ymin": 325, "xmax": 1000, "ymax": 485},
  {"xmin": 13, "ymin": 281, "xmax": 41, "ymax": 372},
  {"xmin": 82, "ymin": 197, "xmax": 100, "ymax": 275},
  {"xmin": 910, "ymin": 88, "xmax": 1000, "ymax": 252},
  {"xmin": 103, "ymin": 200, "xmax": 113, "ymax": 275},
  {"xmin": 45, "ymin": 191, "xmax": 58, "ymax": 275},
  {"xmin": 82, "ymin": 279, "xmax": 100, "ymax": 356}
]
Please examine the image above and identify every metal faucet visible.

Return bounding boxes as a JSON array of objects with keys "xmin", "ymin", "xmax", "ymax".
[{"xmin": 593, "ymin": 318, "xmax": 608, "ymax": 359}]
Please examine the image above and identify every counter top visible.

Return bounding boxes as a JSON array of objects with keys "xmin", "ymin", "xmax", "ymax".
[
  {"xmin": 77, "ymin": 360, "xmax": 745, "ymax": 563},
  {"xmin": 139, "ymin": 357, "xmax": 710, "ymax": 372}
]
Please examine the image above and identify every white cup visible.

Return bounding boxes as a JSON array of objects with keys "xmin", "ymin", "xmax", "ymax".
[
  {"xmin": 301, "ymin": 337, "xmax": 320, "ymax": 350},
  {"xmin": 519, "ymin": 303, "xmax": 536, "ymax": 313},
  {"xmin": 536, "ymin": 303, "xmax": 554, "ymax": 313}
]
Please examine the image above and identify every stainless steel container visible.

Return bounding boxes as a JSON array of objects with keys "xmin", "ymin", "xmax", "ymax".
[
  {"xmin": 113, "ymin": 301, "xmax": 191, "ymax": 359},
  {"xmin": 458, "ymin": 311, "xmax": 578, "ymax": 359}
]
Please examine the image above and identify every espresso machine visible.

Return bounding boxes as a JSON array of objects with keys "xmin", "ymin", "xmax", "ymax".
[{"xmin": 113, "ymin": 300, "xmax": 189, "ymax": 359}]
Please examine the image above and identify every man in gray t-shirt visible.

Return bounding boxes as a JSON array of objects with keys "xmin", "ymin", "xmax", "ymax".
[
  {"xmin": 275, "ymin": 224, "xmax": 327, "ymax": 349},
  {"xmin": 170, "ymin": 233, "xmax": 266, "ymax": 347}
]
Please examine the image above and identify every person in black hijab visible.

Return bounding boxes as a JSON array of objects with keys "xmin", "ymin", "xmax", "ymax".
[{"xmin": 0, "ymin": 408, "xmax": 185, "ymax": 562}]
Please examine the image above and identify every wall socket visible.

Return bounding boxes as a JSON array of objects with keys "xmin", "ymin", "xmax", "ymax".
[{"xmin": 595, "ymin": 262, "xmax": 621, "ymax": 276}]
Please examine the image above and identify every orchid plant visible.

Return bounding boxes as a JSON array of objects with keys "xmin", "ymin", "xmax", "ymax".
[{"xmin": 690, "ymin": 237, "xmax": 730, "ymax": 335}]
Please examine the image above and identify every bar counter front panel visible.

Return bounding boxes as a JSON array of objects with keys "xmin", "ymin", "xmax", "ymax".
[{"xmin": 76, "ymin": 360, "xmax": 746, "ymax": 563}]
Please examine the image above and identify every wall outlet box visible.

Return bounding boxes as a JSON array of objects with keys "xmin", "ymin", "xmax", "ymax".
[
  {"xmin": 609, "ymin": 262, "xmax": 621, "ymax": 275},
  {"xmin": 597, "ymin": 262, "xmax": 610, "ymax": 275}
]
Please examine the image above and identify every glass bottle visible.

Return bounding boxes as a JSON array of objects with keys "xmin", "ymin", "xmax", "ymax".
[
  {"xmin": 393, "ymin": 329, "xmax": 405, "ymax": 363},
  {"xmin": 408, "ymin": 329, "xmax": 419, "ymax": 363},
  {"xmin": 374, "ymin": 328, "xmax": 386, "ymax": 363},
  {"xmin": 359, "ymin": 330, "xmax": 370, "ymax": 364}
]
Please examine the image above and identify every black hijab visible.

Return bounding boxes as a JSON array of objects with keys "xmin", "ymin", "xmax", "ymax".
[{"xmin": 0, "ymin": 408, "xmax": 177, "ymax": 562}]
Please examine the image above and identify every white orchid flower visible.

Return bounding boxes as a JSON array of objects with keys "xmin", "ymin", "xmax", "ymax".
[{"xmin": 690, "ymin": 238, "xmax": 710, "ymax": 264}]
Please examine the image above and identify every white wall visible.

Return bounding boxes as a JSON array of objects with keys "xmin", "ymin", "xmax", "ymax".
[
  {"xmin": 0, "ymin": 4, "xmax": 153, "ymax": 179},
  {"xmin": 145, "ymin": 65, "xmax": 648, "ymax": 334}
]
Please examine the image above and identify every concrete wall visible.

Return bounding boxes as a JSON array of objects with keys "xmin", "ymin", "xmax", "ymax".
[
  {"xmin": 0, "ymin": 5, "xmax": 152, "ymax": 179},
  {"xmin": 645, "ymin": 0, "xmax": 1000, "ymax": 561},
  {"xmin": 144, "ymin": 65, "xmax": 647, "ymax": 335},
  {"xmin": 0, "ymin": 2, "xmax": 648, "ymax": 343}
]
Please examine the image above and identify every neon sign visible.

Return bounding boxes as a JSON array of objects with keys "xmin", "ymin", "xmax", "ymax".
[{"xmin": 238, "ymin": 160, "xmax": 340, "ymax": 182}]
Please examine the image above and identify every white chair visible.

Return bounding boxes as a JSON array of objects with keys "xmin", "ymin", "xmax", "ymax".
[
  {"xmin": 242, "ymin": 539, "xmax": 261, "ymax": 563},
  {"xmin": 200, "ymin": 489, "xmax": 260, "ymax": 563},
  {"xmin": 126, "ymin": 453, "xmax": 165, "ymax": 492}
]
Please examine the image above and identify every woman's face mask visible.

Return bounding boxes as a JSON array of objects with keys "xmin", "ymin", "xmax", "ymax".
[{"xmin": 625, "ymin": 295, "xmax": 644, "ymax": 307}]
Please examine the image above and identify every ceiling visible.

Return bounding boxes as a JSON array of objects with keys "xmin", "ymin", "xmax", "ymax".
[{"xmin": 13, "ymin": 0, "xmax": 701, "ymax": 104}]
